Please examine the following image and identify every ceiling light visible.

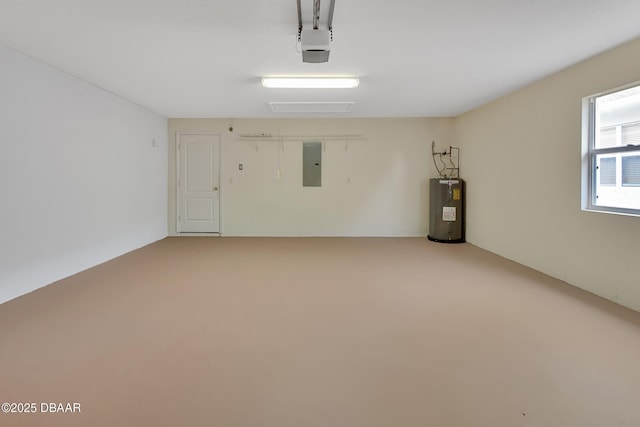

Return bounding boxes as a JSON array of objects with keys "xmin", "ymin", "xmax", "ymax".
[{"xmin": 262, "ymin": 77, "xmax": 359, "ymax": 89}]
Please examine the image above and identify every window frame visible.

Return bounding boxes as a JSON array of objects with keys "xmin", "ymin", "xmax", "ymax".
[{"xmin": 582, "ymin": 82, "xmax": 640, "ymax": 217}]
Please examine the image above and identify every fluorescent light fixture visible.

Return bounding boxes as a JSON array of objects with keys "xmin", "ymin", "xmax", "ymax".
[{"xmin": 262, "ymin": 77, "xmax": 359, "ymax": 89}]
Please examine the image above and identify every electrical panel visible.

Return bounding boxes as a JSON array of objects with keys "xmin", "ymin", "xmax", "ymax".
[{"xmin": 303, "ymin": 142, "xmax": 322, "ymax": 187}]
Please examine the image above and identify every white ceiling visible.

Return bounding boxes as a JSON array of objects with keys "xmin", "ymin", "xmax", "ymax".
[{"xmin": 2, "ymin": 0, "xmax": 640, "ymax": 118}]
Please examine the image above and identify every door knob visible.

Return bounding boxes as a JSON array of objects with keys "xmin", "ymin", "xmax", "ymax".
[{"xmin": 213, "ymin": 186, "xmax": 219, "ymax": 191}]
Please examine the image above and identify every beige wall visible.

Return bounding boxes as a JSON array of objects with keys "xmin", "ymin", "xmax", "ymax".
[
  {"xmin": 455, "ymin": 37, "xmax": 640, "ymax": 311},
  {"xmin": 168, "ymin": 118, "xmax": 454, "ymax": 236},
  {"xmin": 168, "ymin": 36, "xmax": 640, "ymax": 311}
]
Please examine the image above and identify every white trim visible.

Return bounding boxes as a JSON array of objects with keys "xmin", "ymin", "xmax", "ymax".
[
  {"xmin": 581, "ymin": 97, "xmax": 592, "ymax": 212},
  {"xmin": 581, "ymin": 82, "xmax": 640, "ymax": 217}
]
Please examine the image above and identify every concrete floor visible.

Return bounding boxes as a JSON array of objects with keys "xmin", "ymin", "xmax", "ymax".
[{"xmin": 1, "ymin": 237, "xmax": 639, "ymax": 426}]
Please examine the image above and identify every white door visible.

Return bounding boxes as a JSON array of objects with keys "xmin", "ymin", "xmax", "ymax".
[{"xmin": 177, "ymin": 133, "xmax": 220, "ymax": 233}]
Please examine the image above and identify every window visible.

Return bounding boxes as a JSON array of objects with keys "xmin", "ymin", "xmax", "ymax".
[
  {"xmin": 598, "ymin": 156, "xmax": 617, "ymax": 186},
  {"xmin": 582, "ymin": 83, "xmax": 640, "ymax": 215},
  {"xmin": 622, "ymin": 155, "xmax": 640, "ymax": 186}
]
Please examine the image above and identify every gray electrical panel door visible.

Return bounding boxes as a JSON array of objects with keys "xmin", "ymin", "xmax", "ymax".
[
  {"xmin": 427, "ymin": 178, "xmax": 465, "ymax": 243},
  {"xmin": 303, "ymin": 142, "xmax": 322, "ymax": 187}
]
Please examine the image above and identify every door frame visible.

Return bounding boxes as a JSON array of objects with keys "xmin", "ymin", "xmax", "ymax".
[{"xmin": 176, "ymin": 132, "xmax": 222, "ymax": 235}]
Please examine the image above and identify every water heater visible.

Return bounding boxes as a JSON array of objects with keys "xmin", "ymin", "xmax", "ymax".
[
  {"xmin": 427, "ymin": 178, "xmax": 465, "ymax": 243},
  {"xmin": 428, "ymin": 142, "xmax": 464, "ymax": 243}
]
